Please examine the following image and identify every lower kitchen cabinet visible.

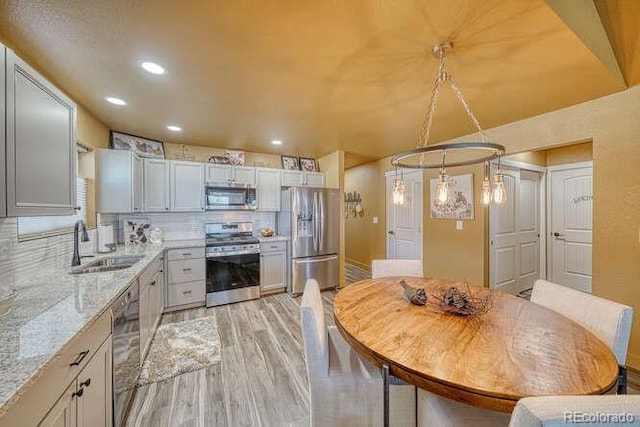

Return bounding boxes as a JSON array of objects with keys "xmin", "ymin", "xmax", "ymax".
[
  {"xmin": 40, "ymin": 336, "xmax": 112, "ymax": 427},
  {"xmin": 165, "ymin": 247, "xmax": 206, "ymax": 311},
  {"xmin": 260, "ymin": 241, "xmax": 287, "ymax": 293},
  {"xmin": 139, "ymin": 254, "xmax": 164, "ymax": 361}
]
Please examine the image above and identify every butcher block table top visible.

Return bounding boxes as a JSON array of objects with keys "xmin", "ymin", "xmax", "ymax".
[{"xmin": 333, "ymin": 277, "xmax": 619, "ymax": 412}]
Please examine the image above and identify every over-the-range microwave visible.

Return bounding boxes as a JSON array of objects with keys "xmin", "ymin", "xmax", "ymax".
[{"xmin": 205, "ymin": 184, "xmax": 256, "ymax": 210}]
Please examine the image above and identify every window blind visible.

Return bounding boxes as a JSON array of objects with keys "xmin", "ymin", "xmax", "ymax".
[{"xmin": 17, "ymin": 176, "xmax": 88, "ymax": 241}]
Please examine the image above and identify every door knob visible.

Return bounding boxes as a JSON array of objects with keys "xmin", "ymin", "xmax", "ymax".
[{"xmin": 553, "ymin": 232, "xmax": 565, "ymax": 240}]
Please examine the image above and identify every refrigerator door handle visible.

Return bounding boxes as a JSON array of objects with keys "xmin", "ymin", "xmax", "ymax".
[
  {"xmin": 319, "ymin": 191, "xmax": 324, "ymax": 251},
  {"xmin": 295, "ymin": 254, "xmax": 338, "ymax": 264},
  {"xmin": 312, "ymin": 192, "xmax": 319, "ymax": 251}
]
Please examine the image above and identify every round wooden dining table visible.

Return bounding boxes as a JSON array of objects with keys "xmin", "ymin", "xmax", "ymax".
[{"xmin": 333, "ymin": 277, "xmax": 619, "ymax": 412}]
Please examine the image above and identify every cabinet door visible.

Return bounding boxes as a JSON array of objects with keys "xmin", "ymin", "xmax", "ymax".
[
  {"xmin": 170, "ymin": 161, "xmax": 204, "ymax": 211},
  {"xmin": 0, "ymin": 44, "xmax": 6, "ymax": 217},
  {"xmin": 132, "ymin": 155, "xmax": 143, "ymax": 212},
  {"xmin": 6, "ymin": 49, "xmax": 77, "ymax": 217},
  {"xmin": 206, "ymin": 164, "xmax": 231, "ymax": 183},
  {"xmin": 39, "ymin": 381, "xmax": 77, "ymax": 427},
  {"xmin": 143, "ymin": 159, "xmax": 169, "ymax": 212},
  {"xmin": 139, "ymin": 282, "xmax": 151, "ymax": 362},
  {"xmin": 233, "ymin": 166, "xmax": 256, "ymax": 185},
  {"xmin": 281, "ymin": 170, "xmax": 303, "ymax": 187},
  {"xmin": 256, "ymin": 168, "xmax": 281, "ymax": 211},
  {"xmin": 305, "ymin": 172, "xmax": 325, "ymax": 187},
  {"xmin": 260, "ymin": 251, "xmax": 287, "ymax": 292},
  {"xmin": 76, "ymin": 337, "xmax": 112, "ymax": 427},
  {"xmin": 153, "ymin": 267, "xmax": 165, "ymax": 323},
  {"xmin": 96, "ymin": 149, "xmax": 134, "ymax": 213}
]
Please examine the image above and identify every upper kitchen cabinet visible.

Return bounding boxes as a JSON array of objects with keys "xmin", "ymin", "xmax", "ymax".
[
  {"xmin": 143, "ymin": 158, "xmax": 170, "ymax": 212},
  {"xmin": 281, "ymin": 170, "xmax": 325, "ymax": 187},
  {"xmin": 255, "ymin": 168, "xmax": 281, "ymax": 211},
  {"xmin": 5, "ymin": 48, "xmax": 77, "ymax": 216},
  {"xmin": 96, "ymin": 149, "xmax": 143, "ymax": 213},
  {"xmin": 170, "ymin": 161, "xmax": 204, "ymax": 211},
  {"xmin": 206, "ymin": 164, "xmax": 255, "ymax": 186}
]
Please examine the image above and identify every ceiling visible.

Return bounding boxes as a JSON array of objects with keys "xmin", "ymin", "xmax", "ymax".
[{"xmin": 0, "ymin": 0, "xmax": 636, "ymax": 161}]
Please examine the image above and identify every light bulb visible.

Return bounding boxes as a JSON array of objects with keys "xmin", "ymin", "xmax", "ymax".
[
  {"xmin": 436, "ymin": 173, "xmax": 450, "ymax": 203},
  {"xmin": 492, "ymin": 173, "xmax": 507, "ymax": 204},
  {"xmin": 392, "ymin": 178, "xmax": 405, "ymax": 205},
  {"xmin": 481, "ymin": 177, "xmax": 492, "ymax": 205}
]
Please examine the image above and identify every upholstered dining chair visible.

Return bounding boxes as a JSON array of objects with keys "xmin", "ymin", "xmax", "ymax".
[
  {"xmin": 371, "ymin": 259, "xmax": 423, "ymax": 278},
  {"xmin": 509, "ymin": 395, "xmax": 640, "ymax": 426},
  {"xmin": 530, "ymin": 279, "xmax": 633, "ymax": 394},
  {"xmin": 300, "ymin": 279, "xmax": 416, "ymax": 426}
]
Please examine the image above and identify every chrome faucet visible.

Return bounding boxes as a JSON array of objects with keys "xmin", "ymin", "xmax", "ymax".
[{"xmin": 72, "ymin": 220, "xmax": 90, "ymax": 267}]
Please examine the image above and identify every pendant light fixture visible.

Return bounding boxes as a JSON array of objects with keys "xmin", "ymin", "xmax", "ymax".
[
  {"xmin": 392, "ymin": 167, "xmax": 406, "ymax": 205},
  {"xmin": 390, "ymin": 42, "xmax": 506, "ymax": 206}
]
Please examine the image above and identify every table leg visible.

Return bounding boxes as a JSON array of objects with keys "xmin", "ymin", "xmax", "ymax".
[
  {"xmin": 618, "ymin": 366, "xmax": 627, "ymax": 394},
  {"xmin": 383, "ymin": 363, "xmax": 390, "ymax": 427}
]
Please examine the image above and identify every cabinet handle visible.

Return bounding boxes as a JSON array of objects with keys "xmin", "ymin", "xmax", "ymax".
[
  {"xmin": 79, "ymin": 378, "xmax": 91, "ymax": 388},
  {"xmin": 270, "ymin": 245, "xmax": 278, "ymax": 249},
  {"xmin": 183, "ymin": 268, "xmax": 192, "ymax": 273},
  {"xmin": 70, "ymin": 350, "xmax": 89, "ymax": 367},
  {"xmin": 150, "ymin": 280, "xmax": 156, "ymax": 287},
  {"xmin": 72, "ymin": 388, "xmax": 84, "ymax": 398},
  {"xmin": 183, "ymin": 290, "xmax": 192, "ymax": 295},
  {"xmin": 182, "ymin": 253, "xmax": 192, "ymax": 257}
]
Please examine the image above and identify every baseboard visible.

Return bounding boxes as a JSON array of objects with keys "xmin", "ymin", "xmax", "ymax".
[{"xmin": 345, "ymin": 257, "xmax": 371, "ymax": 271}]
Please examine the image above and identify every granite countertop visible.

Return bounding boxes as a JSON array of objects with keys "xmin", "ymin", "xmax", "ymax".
[
  {"xmin": 255, "ymin": 235, "xmax": 288, "ymax": 243},
  {"xmin": 0, "ymin": 239, "xmax": 204, "ymax": 416}
]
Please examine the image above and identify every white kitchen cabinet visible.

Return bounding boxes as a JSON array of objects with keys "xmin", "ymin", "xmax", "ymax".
[
  {"xmin": 139, "ymin": 255, "xmax": 164, "ymax": 361},
  {"xmin": 39, "ymin": 381, "xmax": 77, "ymax": 427},
  {"xmin": 143, "ymin": 158, "xmax": 170, "ymax": 212},
  {"xmin": 256, "ymin": 168, "xmax": 281, "ymax": 211},
  {"xmin": 165, "ymin": 248, "xmax": 206, "ymax": 311},
  {"xmin": 5, "ymin": 47, "xmax": 77, "ymax": 217},
  {"xmin": 39, "ymin": 336, "xmax": 112, "ymax": 427},
  {"xmin": 76, "ymin": 337, "xmax": 113, "ymax": 427},
  {"xmin": 206, "ymin": 164, "xmax": 255, "ymax": 186},
  {"xmin": 281, "ymin": 170, "xmax": 325, "ymax": 187},
  {"xmin": 170, "ymin": 161, "xmax": 205, "ymax": 212},
  {"xmin": 0, "ymin": 44, "xmax": 6, "ymax": 218},
  {"xmin": 96, "ymin": 149, "xmax": 143, "ymax": 213},
  {"xmin": 260, "ymin": 241, "xmax": 287, "ymax": 293}
]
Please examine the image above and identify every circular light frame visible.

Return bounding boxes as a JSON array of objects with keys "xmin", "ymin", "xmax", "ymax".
[{"xmin": 390, "ymin": 142, "xmax": 505, "ymax": 169}]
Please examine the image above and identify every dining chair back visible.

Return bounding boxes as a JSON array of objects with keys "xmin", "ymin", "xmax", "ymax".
[
  {"xmin": 371, "ymin": 259, "xmax": 423, "ymax": 279},
  {"xmin": 531, "ymin": 279, "xmax": 633, "ymax": 393},
  {"xmin": 509, "ymin": 395, "xmax": 640, "ymax": 426},
  {"xmin": 300, "ymin": 279, "xmax": 329, "ymax": 378}
]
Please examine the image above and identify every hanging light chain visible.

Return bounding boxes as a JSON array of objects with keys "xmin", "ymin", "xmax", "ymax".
[
  {"xmin": 417, "ymin": 49, "xmax": 447, "ymax": 149},
  {"xmin": 447, "ymin": 74, "xmax": 488, "ymax": 142}
]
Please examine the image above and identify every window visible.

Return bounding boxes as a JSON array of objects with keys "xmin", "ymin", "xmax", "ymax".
[{"xmin": 17, "ymin": 177, "xmax": 88, "ymax": 241}]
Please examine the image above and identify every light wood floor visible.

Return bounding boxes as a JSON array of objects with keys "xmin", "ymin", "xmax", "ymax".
[{"xmin": 126, "ymin": 291, "xmax": 336, "ymax": 427}]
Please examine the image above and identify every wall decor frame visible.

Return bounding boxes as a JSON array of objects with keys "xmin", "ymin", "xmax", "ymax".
[
  {"xmin": 225, "ymin": 150, "xmax": 245, "ymax": 166},
  {"xmin": 299, "ymin": 157, "xmax": 318, "ymax": 172},
  {"xmin": 281, "ymin": 155, "xmax": 300, "ymax": 170},
  {"xmin": 429, "ymin": 173, "xmax": 474, "ymax": 219},
  {"xmin": 111, "ymin": 131, "xmax": 165, "ymax": 159}
]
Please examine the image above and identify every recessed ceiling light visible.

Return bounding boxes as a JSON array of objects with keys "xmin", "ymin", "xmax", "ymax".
[
  {"xmin": 105, "ymin": 97, "xmax": 127, "ymax": 106},
  {"xmin": 271, "ymin": 140, "xmax": 282, "ymax": 145},
  {"xmin": 166, "ymin": 125, "xmax": 182, "ymax": 132},
  {"xmin": 141, "ymin": 61, "xmax": 166, "ymax": 75}
]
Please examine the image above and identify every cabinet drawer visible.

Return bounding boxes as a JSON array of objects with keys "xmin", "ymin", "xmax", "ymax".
[
  {"xmin": 168, "ymin": 258, "xmax": 205, "ymax": 284},
  {"xmin": 260, "ymin": 240, "xmax": 287, "ymax": 253},
  {"xmin": 167, "ymin": 281, "xmax": 206, "ymax": 307},
  {"xmin": 0, "ymin": 310, "xmax": 111, "ymax": 426},
  {"xmin": 167, "ymin": 247, "xmax": 205, "ymax": 261}
]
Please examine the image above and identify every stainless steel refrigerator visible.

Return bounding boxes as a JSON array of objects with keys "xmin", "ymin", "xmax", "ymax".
[{"xmin": 279, "ymin": 187, "xmax": 340, "ymax": 295}]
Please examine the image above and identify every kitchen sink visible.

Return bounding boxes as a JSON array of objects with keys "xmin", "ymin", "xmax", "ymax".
[{"xmin": 70, "ymin": 255, "xmax": 144, "ymax": 274}]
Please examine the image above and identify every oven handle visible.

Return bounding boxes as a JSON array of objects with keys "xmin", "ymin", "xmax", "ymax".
[{"xmin": 206, "ymin": 249, "xmax": 260, "ymax": 258}]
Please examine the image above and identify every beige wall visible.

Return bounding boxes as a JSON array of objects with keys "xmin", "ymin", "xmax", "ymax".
[
  {"xmin": 344, "ymin": 160, "xmax": 388, "ymax": 270},
  {"xmin": 163, "ymin": 142, "xmax": 283, "ymax": 168},
  {"xmin": 344, "ymin": 87, "xmax": 640, "ymax": 368},
  {"xmin": 546, "ymin": 141, "xmax": 593, "ymax": 166}
]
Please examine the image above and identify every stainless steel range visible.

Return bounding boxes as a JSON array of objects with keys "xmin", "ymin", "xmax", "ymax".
[{"xmin": 205, "ymin": 222, "xmax": 261, "ymax": 307}]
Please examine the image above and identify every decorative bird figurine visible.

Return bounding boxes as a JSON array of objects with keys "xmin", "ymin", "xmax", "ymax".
[{"xmin": 400, "ymin": 280, "xmax": 427, "ymax": 305}]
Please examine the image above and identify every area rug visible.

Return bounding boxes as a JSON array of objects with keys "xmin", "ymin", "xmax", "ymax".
[{"xmin": 137, "ymin": 315, "xmax": 221, "ymax": 386}]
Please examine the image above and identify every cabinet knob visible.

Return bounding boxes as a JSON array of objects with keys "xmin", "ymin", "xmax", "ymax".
[
  {"xmin": 72, "ymin": 388, "xmax": 84, "ymax": 398},
  {"xmin": 79, "ymin": 378, "xmax": 91, "ymax": 388},
  {"xmin": 183, "ymin": 290, "xmax": 192, "ymax": 295},
  {"xmin": 70, "ymin": 350, "xmax": 89, "ymax": 367}
]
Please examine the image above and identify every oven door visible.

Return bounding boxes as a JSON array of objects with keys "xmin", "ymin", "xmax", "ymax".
[{"xmin": 206, "ymin": 252, "xmax": 260, "ymax": 293}]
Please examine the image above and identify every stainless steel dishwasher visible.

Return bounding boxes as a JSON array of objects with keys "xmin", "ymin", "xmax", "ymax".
[{"xmin": 111, "ymin": 280, "xmax": 140, "ymax": 427}]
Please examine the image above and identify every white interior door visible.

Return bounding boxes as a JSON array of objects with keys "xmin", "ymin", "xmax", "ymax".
[
  {"xmin": 549, "ymin": 164, "xmax": 593, "ymax": 292},
  {"xmin": 490, "ymin": 168, "xmax": 541, "ymax": 294},
  {"xmin": 386, "ymin": 170, "xmax": 423, "ymax": 260}
]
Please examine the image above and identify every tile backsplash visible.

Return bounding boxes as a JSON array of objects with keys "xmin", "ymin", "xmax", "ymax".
[
  {"xmin": 0, "ymin": 218, "xmax": 95, "ymax": 292},
  {"xmin": 99, "ymin": 211, "xmax": 277, "ymax": 243}
]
